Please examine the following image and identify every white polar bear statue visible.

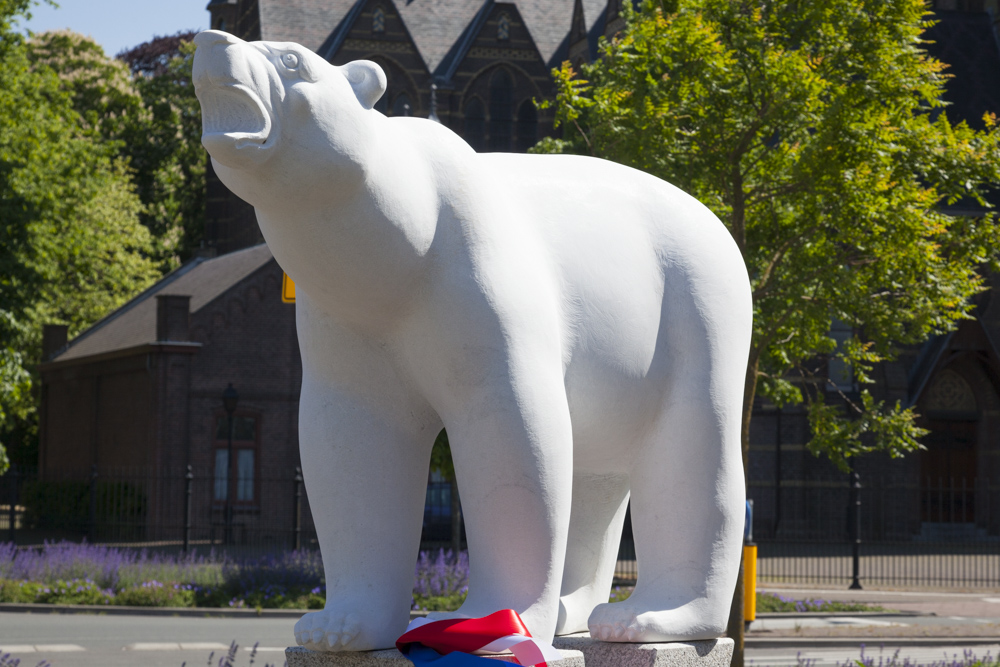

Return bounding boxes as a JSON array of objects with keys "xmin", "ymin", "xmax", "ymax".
[{"xmin": 192, "ymin": 30, "xmax": 752, "ymax": 653}]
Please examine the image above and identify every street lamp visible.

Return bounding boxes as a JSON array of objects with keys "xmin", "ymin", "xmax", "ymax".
[{"xmin": 222, "ymin": 383, "xmax": 239, "ymax": 545}]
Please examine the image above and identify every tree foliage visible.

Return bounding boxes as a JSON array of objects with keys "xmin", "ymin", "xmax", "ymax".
[
  {"xmin": 536, "ymin": 0, "xmax": 1000, "ymax": 471},
  {"xmin": 0, "ymin": 4, "xmax": 161, "ymax": 469},
  {"xmin": 118, "ymin": 32, "xmax": 206, "ymax": 265},
  {"xmin": 29, "ymin": 30, "xmax": 206, "ymax": 268}
]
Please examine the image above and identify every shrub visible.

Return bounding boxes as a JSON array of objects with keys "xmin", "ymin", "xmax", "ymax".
[
  {"xmin": 114, "ymin": 580, "xmax": 195, "ymax": 607},
  {"xmin": 32, "ymin": 578, "xmax": 113, "ymax": 605},
  {"xmin": 0, "ymin": 579, "xmax": 44, "ymax": 603},
  {"xmin": 757, "ymin": 591, "xmax": 884, "ymax": 613}
]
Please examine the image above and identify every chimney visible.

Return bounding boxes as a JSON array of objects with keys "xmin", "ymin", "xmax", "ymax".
[
  {"xmin": 156, "ymin": 295, "xmax": 191, "ymax": 342},
  {"xmin": 42, "ymin": 324, "xmax": 69, "ymax": 361}
]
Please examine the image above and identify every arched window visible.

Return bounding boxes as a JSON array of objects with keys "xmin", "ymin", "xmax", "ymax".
[
  {"xmin": 213, "ymin": 17, "xmax": 227, "ymax": 31},
  {"xmin": 488, "ymin": 69, "xmax": 513, "ymax": 152},
  {"xmin": 497, "ymin": 13, "xmax": 510, "ymax": 41},
  {"xmin": 372, "ymin": 6, "xmax": 386, "ymax": 33},
  {"xmin": 516, "ymin": 100, "xmax": 537, "ymax": 152},
  {"xmin": 464, "ymin": 97, "xmax": 485, "ymax": 152},
  {"xmin": 392, "ymin": 92, "xmax": 412, "ymax": 117}
]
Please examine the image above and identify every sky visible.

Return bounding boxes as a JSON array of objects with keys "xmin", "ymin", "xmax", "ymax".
[{"xmin": 17, "ymin": 0, "xmax": 210, "ymax": 57}]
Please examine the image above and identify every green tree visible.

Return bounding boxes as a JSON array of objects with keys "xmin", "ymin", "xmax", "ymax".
[
  {"xmin": 119, "ymin": 33, "xmax": 206, "ymax": 266},
  {"xmin": 28, "ymin": 30, "xmax": 206, "ymax": 268},
  {"xmin": 537, "ymin": 0, "xmax": 1000, "ymax": 473},
  {"xmin": 0, "ymin": 3, "xmax": 160, "ymax": 469}
]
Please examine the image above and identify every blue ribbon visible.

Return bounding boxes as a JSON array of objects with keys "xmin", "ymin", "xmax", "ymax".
[{"xmin": 405, "ymin": 644, "xmax": 514, "ymax": 667}]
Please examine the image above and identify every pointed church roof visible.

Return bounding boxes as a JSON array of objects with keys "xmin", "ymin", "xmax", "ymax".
[{"xmin": 257, "ymin": 0, "xmax": 612, "ymax": 77}]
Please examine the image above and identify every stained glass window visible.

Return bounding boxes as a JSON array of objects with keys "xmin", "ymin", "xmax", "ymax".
[{"xmin": 497, "ymin": 13, "xmax": 510, "ymax": 40}]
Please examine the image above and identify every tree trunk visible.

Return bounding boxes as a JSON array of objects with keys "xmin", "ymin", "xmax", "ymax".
[{"xmin": 728, "ymin": 352, "xmax": 759, "ymax": 667}]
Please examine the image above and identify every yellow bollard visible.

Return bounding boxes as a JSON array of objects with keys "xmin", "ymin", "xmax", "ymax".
[{"xmin": 743, "ymin": 543, "xmax": 757, "ymax": 627}]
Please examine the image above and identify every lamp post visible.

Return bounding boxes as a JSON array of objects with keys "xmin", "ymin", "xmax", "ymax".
[{"xmin": 223, "ymin": 383, "xmax": 239, "ymax": 545}]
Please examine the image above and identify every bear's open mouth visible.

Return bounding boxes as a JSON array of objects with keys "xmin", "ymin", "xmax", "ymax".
[{"xmin": 200, "ymin": 84, "xmax": 272, "ymax": 148}]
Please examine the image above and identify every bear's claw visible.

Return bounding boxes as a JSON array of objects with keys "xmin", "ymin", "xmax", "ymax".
[{"xmin": 295, "ymin": 609, "xmax": 362, "ymax": 651}]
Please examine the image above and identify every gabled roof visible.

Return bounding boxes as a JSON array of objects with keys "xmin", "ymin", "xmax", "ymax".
[
  {"xmin": 257, "ymin": 0, "xmax": 613, "ymax": 79},
  {"xmin": 53, "ymin": 244, "xmax": 275, "ymax": 362},
  {"xmin": 259, "ymin": 0, "xmax": 359, "ymax": 53}
]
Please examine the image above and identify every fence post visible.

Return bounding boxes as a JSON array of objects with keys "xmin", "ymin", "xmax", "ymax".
[
  {"xmin": 88, "ymin": 464, "xmax": 98, "ymax": 541},
  {"xmin": 7, "ymin": 465, "xmax": 17, "ymax": 544},
  {"xmin": 183, "ymin": 465, "xmax": 193, "ymax": 553},
  {"xmin": 849, "ymin": 469, "xmax": 862, "ymax": 590},
  {"xmin": 293, "ymin": 466, "xmax": 303, "ymax": 551}
]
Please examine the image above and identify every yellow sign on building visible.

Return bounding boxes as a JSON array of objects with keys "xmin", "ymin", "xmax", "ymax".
[{"xmin": 282, "ymin": 273, "xmax": 296, "ymax": 303}]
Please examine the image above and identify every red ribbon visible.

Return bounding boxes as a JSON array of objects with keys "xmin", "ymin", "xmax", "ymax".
[
  {"xmin": 396, "ymin": 610, "xmax": 561, "ymax": 667},
  {"xmin": 397, "ymin": 610, "xmax": 533, "ymax": 655}
]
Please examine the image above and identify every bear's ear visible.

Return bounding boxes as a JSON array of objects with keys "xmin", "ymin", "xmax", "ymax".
[{"xmin": 341, "ymin": 60, "xmax": 387, "ymax": 110}]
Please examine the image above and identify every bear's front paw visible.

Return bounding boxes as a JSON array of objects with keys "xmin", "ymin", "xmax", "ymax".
[{"xmin": 294, "ymin": 608, "xmax": 363, "ymax": 651}]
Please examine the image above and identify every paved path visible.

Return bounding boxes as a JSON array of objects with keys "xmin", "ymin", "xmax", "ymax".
[
  {"xmin": 0, "ymin": 612, "xmax": 295, "ymax": 666},
  {"xmin": 757, "ymin": 585, "xmax": 1000, "ymax": 617},
  {"xmin": 3, "ymin": 586, "xmax": 1000, "ymax": 667}
]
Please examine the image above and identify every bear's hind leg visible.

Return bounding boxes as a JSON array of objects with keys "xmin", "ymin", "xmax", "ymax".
[
  {"xmin": 587, "ymin": 385, "xmax": 745, "ymax": 642},
  {"xmin": 556, "ymin": 473, "xmax": 630, "ymax": 636}
]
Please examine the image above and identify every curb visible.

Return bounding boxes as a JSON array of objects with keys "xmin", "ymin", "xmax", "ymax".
[
  {"xmin": 0, "ymin": 602, "xmax": 431, "ymax": 620},
  {"xmin": 0, "ymin": 602, "xmax": 304, "ymax": 618},
  {"xmin": 754, "ymin": 611, "xmax": 933, "ymax": 619},
  {"xmin": 746, "ymin": 637, "xmax": 1000, "ymax": 649}
]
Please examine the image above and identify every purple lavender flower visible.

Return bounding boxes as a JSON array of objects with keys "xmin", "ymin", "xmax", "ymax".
[{"xmin": 413, "ymin": 549, "xmax": 469, "ymax": 600}]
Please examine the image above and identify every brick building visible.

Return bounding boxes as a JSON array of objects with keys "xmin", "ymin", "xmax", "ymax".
[{"xmin": 37, "ymin": 246, "xmax": 304, "ymax": 543}]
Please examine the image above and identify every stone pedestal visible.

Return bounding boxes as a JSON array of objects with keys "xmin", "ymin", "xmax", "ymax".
[
  {"xmin": 285, "ymin": 636, "xmax": 732, "ymax": 667},
  {"xmin": 285, "ymin": 647, "xmax": 585, "ymax": 667},
  {"xmin": 552, "ymin": 635, "xmax": 733, "ymax": 667}
]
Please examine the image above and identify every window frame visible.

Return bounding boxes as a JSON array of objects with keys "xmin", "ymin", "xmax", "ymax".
[{"xmin": 211, "ymin": 409, "xmax": 261, "ymax": 507}]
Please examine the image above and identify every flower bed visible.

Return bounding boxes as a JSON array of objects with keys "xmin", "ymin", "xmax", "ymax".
[
  {"xmin": 756, "ymin": 591, "xmax": 885, "ymax": 613},
  {"xmin": 2, "ymin": 542, "xmax": 888, "ymax": 614},
  {"xmin": 0, "ymin": 541, "xmax": 459, "ymax": 610}
]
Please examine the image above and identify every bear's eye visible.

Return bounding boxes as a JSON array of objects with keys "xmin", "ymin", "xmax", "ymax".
[{"xmin": 282, "ymin": 53, "xmax": 300, "ymax": 69}]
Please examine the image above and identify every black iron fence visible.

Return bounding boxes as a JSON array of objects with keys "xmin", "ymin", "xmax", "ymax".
[
  {"xmin": 1, "ymin": 464, "xmax": 316, "ymax": 551},
  {"xmin": 3, "ymin": 466, "xmax": 998, "ymax": 587},
  {"xmin": 747, "ymin": 474, "xmax": 1000, "ymax": 588}
]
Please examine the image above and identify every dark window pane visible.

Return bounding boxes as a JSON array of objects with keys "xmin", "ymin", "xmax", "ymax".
[
  {"xmin": 216, "ymin": 416, "xmax": 256, "ymax": 441},
  {"xmin": 516, "ymin": 100, "xmax": 537, "ymax": 152},
  {"xmin": 464, "ymin": 97, "xmax": 485, "ymax": 152},
  {"xmin": 488, "ymin": 69, "xmax": 512, "ymax": 152},
  {"xmin": 392, "ymin": 92, "xmax": 412, "ymax": 117},
  {"xmin": 237, "ymin": 449, "xmax": 254, "ymax": 501},
  {"xmin": 214, "ymin": 449, "xmax": 228, "ymax": 500}
]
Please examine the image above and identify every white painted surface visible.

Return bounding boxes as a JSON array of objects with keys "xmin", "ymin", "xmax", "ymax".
[{"xmin": 193, "ymin": 30, "xmax": 752, "ymax": 653}]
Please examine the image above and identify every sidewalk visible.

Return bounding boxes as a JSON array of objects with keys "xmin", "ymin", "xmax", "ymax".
[{"xmin": 746, "ymin": 583, "xmax": 1000, "ymax": 647}]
